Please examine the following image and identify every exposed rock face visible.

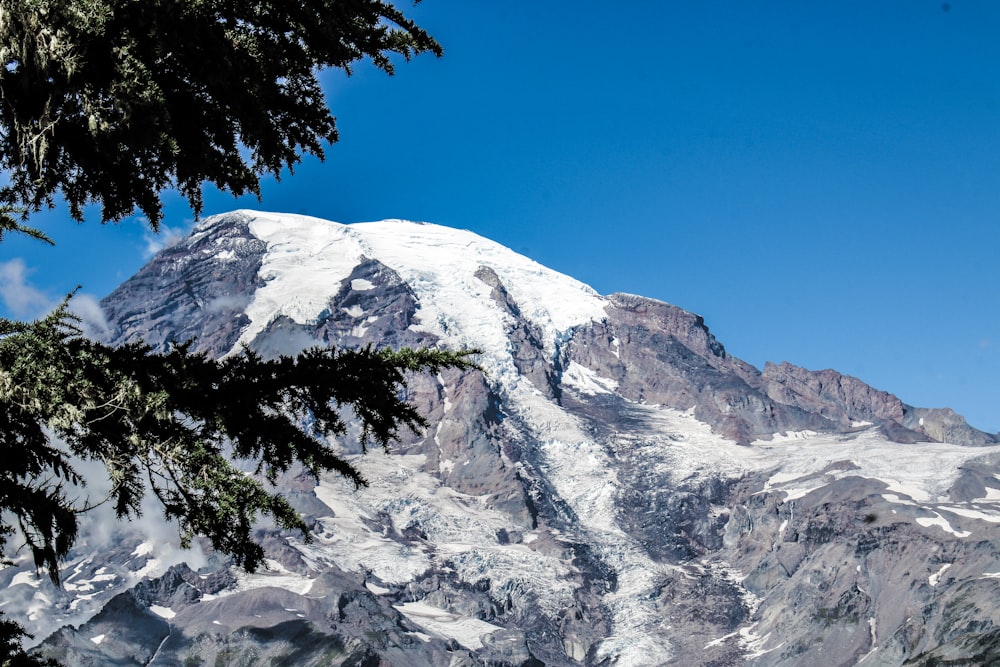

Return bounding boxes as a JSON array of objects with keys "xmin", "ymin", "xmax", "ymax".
[
  {"xmin": 475, "ymin": 265, "xmax": 561, "ymax": 400},
  {"xmin": 760, "ymin": 361, "xmax": 907, "ymax": 426},
  {"xmin": 41, "ymin": 564, "xmax": 470, "ymax": 666},
  {"xmin": 564, "ymin": 294, "xmax": 833, "ymax": 444},
  {"xmin": 101, "ymin": 211, "xmax": 266, "ymax": 357},
  {"xmin": 12, "ymin": 211, "xmax": 1000, "ymax": 666},
  {"xmin": 723, "ymin": 471, "xmax": 1000, "ymax": 666},
  {"xmin": 903, "ymin": 406, "xmax": 999, "ymax": 447},
  {"xmin": 760, "ymin": 362, "xmax": 998, "ymax": 446},
  {"xmin": 253, "ymin": 256, "xmax": 435, "ymax": 360}
]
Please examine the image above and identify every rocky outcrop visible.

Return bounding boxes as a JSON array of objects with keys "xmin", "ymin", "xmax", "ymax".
[
  {"xmin": 251, "ymin": 257, "xmax": 435, "ymax": 359},
  {"xmin": 40, "ymin": 564, "xmax": 479, "ymax": 666},
  {"xmin": 760, "ymin": 361, "xmax": 997, "ymax": 446},
  {"xmin": 101, "ymin": 211, "xmax": 266, "ymax": 356},
  {"xmin": 721, "ymin": 470, "xmax": 1000, "ymax": 666},
  {"xmin": 759, "ymin": 361, "xmax": 906, "ymax": 426},
  {"xmin": 903, "ymin": 406, "xmax": 999, "ymax": 447},
  {"xmin": 563, "ymin": 294, "xmax": 832, "ymax": 443},
  {"xmin": 475, "ymin": 265, "xmax": 561, "ymax": 399}
]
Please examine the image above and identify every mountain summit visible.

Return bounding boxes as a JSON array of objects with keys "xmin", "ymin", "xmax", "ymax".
[
  {"xmin": 102, "ymin": 210, "xmax": 994, "ymax": 447},
  {"xmin": 14, "ymin": 211, "xmax": 1000, "ymax": 665}
]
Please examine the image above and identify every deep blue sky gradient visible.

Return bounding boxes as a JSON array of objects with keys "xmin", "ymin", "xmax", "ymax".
[{"xmin": 2, "ymin": 1, "xmax": 998, "ymax": 432}]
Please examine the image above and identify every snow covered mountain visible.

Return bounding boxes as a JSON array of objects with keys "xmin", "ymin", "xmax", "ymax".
[{"xmin": 9, "ymin": 210, "xmax": 1000, "ymax": 665}]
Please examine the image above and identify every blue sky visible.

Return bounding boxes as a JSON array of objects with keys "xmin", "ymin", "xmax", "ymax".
[{"xmin": 1, "ymin": 1, "xmax": 998, "ymax": 433}]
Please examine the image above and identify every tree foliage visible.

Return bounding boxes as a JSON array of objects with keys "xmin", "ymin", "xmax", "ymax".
[
  {"xmin": 0, "ymin": 0, "xmax": 441, "ymax": 226},
  {"xmin": 0, "ymin": 2, "xmax": 447, "ymax": 663},
  {"xmin": 0, "ymin": 615, "xmax": 57, "ymax": 667},
  {"xmin": 0, "ymin": 306, "xmax": 474, "ymax": 583}
]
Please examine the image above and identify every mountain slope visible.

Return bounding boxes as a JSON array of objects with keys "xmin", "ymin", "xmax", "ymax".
[{"xmin": 8, "ymin": 210, "xmax": 1000, "ymax": 666}]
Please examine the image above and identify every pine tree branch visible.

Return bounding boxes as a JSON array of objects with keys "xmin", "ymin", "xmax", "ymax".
[{"xmin": 0, "ymin": 307, "xmax": 477, "ymax": 579}]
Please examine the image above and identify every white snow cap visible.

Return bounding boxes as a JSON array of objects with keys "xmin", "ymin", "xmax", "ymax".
[{"xmin": 226, "ymin": 210, "xmax": 609, "ymax": 382}]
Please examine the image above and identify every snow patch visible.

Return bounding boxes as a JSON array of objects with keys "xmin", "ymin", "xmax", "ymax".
[
  {"xmin": 149, "ymin": 605, "xmax": 175, "ymax": 619},
  {"xmin": 705, "ymin": 630, "xmax": 739, "ymax": 649},
  {"xmin": 916, "ymin": 513, "xmax": 971, "ymax": 538},
  {"xmin": 351, "ymin": 278, "xmax": 375, "ymax": 291},
  {"xmin": 365, "ymin": 582, "xmax": 391, "ymax": 595},
  {"xmin": 929, "ymin": 563, "xmax": 952, "ymax": 586},
  {"xmin": 342, "ymin": 305, "xmax": 364, "ymax": 318},
  {"xmin": 90, "ymin": 634, "xmax": 105, "ymax": 645},
  {"xmin": 561, "ymin": 362, "xmax": 619, "ymax": 395},
  {"xmin": 393, "ymin": 601, "xmax": 502, "ymax": 651},
  {"xmin": 881, "ymin": 493, "xmax": 916, "ymax": 506},
  {"xmin": 229, "ymin": 559, "xmax": 316, "ymax": 597},
  {"xmin": 235, "ymin": 213, "xmax": 367, "ymax": 351},
  {"xmin": 740, "ymin": 623, "xmax": 783, "ymax": 659},
  {"xmin": 8, "ymin": 572, "xmax": 40, "ymax": 589},
  {"xmin": 857, "ymin": 617, "xmax": 879, "ymax": 663},
  {"xmin": 769, "ymin": 430, "xmax": 819, "ymax": 441},
  {"xmin": 938, "ymin": 505, "xmax": 1000, "ymax": 523},
  {"xmin": 751, "ymin": 432, "xmax": 1000, "ymax": 505}
]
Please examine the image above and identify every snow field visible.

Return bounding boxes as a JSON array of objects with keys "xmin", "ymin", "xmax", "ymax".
[
  {"xmin": 751, "ymin": 429, "xmax": 1000, "ymax": 504},
  {"xmin": 511, "ymin": 386, "xmax": 679, "ymax": 665},
  {"xmin": 308, "ymin": 449, "xmax": 578, "ymax": 613},
  {"xmin": 227, "ymin": 212, "xmax": 607, "ymax": 388},
  {"xmin": 392, "ymin": 601, "xmax": 504, "ymax": 651}
]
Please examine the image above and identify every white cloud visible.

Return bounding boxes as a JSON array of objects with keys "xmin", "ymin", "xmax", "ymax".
[
  {"xmin": 67, "ymin": 293, "xmax": 111, "ymax": 339},
  {"xmin": 204, "ymin": 294, "xmax": 251, "ymax": 314},
  {"xmin": 0, "ymin": 259, "xmax": 54, "ymax": 318},
  {"xmin": 143, "ymin": 221, "xmax": 192, "ymax": 258},
  {"xmin": 0, "ymin": 259, "xmax": 109, "ymax": 338}
]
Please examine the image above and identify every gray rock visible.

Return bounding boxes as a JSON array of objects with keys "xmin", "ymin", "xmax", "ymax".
[{"xmin": 101, "ymin": 211, "xmax": 266, "ymax": 356}]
